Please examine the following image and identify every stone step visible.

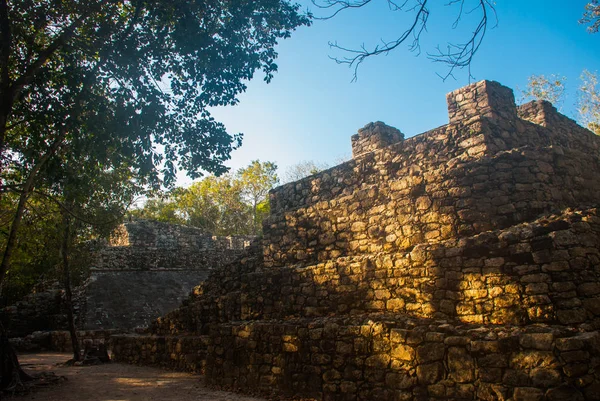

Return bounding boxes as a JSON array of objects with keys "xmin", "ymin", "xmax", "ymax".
[{"xmin": 112, "ymin": 314, "xmax": 600, "ymax": 400}]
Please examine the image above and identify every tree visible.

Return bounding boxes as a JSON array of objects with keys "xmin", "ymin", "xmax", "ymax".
[
  {"xmin": 282, "ymin": 160, "xmax": 330, "ymax": 183},
  {"xmin": 134, "ymin": 160, "xmax": 280, "ymax": 236},
  {"xmin": 581, "ymin": 1, "xmax": 600, "ymax": 33},
  {"xmin": 519, "ymin": 74, "xmax": 567, "ymax": 108},
  {"xmin": 178, "ymin": 176, "xmax": 253, "ymax": 236},
  {"xmin": 0, "ymin": 1, "xmax": 310, "ymax": 178},
  {"xmin": 579, "ymin": 70, "xmax": 600, "ymax": 135},
  {"xmin": 0, "ymin": 158, "xmax": 135, "ymax": 384},
  {"xmin": 311, "ymin": 0, "xmax": 497, "ymax": 80},
  {"xmin": 520, "ymin": 71, "xmax": 600, "ymax": 135},
  {"xmin": 0, "ymin": 192, "xmax": 62, "ymax": 305},
  {"xmin": 131, "ymin": 190, "xmax": 186, "ymax": 226},
  {"xmin": 0, "ymin": 0, "xmax": 310, "ymax": 287},
  {"xmin": 237, "ymin": 161, "xmax": 279, "ymax": 235}
]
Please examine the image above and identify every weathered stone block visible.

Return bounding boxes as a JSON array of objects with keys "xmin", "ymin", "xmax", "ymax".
[{"xmin": 416, "ymin": 362, "xmax": 444, "ymax": 385}]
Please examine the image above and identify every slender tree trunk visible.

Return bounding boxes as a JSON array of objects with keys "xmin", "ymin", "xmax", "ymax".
[
  {"xmin": 252, "ymin": 199, "xmax": 258, "ymax": 235},
  {"xmin": 0, "ymin": 0, "xmax": 13, "ymax": 159},
  {"xmin": 60, "ymin": 206, "xmax": 81, "ymax": 362},
  {"xmin": 0, "ymin": 167, "xmax": 38, "ymax": 286},
  {"xmin": 0, "ymin": 321, "xmax": 32, "ymax": 390},
  {"xmin": 0, "ymin": 137, "xmax": 62, "ymax": 288}
]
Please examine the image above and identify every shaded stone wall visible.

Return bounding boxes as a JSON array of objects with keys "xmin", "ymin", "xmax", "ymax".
[
  {"xmin": 2, "ymin": 220, "xmax": 255, "ymax": 334},
  {"xmin": 112, "ymin": 81, "xmax": 600, "ymax": 401},
  {"xmin": 83, "ymin": 271, "xmax": 211, "ymax": 330},
  {"xmin": 0, "ymin": 289, "xmax": 68, "ymax": 337},
  {"xmin": 95, "ymin": 219, "xmax": 253, "ymax": 271},
  {"xmin": 11, "ymin": 329, "xmax": 120, "ymax": 353},
  {"xmin": 82, "ymin": 220, "xmax": 254, "ymax": 330}
]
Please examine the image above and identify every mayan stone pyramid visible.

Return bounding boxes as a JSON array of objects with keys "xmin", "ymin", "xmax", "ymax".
[{"xmin": 113, "ymin": 81, "xmax": 600, "ymax": 401}]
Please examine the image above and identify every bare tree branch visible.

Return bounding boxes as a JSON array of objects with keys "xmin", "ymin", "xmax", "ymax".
[{"xmin": 311, "ymin": 0, "xmax": 497, "ymax": 81}]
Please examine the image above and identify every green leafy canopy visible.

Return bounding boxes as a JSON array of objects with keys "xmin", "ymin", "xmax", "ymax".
[{"xmin": 1, "ymin": 0, "xmax": 311, "ymax": 186}]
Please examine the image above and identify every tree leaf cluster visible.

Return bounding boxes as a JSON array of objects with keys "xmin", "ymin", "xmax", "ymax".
[
  {"xmin": 2, "ymin": 0, "xmax": 310, "ymax": 186},
  {"xmin": 0, "ymin": 0, "xmax": 310, "ymax": 297},
  {"xmin": 520, "ymin": 71, "xmax": 600, "ymax": 135},
  {"xmin": 133, "ymin": 160, "xmax": 280, "ymax": 236}
]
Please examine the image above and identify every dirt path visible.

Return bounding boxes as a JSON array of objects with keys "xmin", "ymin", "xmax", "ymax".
[{"xmin": 5, "ymin": 353, "xmax": 267, "ymax": 401}]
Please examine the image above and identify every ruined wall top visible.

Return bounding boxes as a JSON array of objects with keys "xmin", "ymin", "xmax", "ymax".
[
  {"xmin": 265, "ymin": 80, "xmax": 600, "ymax": 268},
  {"xmin": 351, "ymin": 121, "xmax": 404, "ymax": 158},
  {"xmin": 108, "ymin": 219, "xmax": 253, "ymax": 251},
  {"xmin": 94, "ymin": 219, "xmax": 255, "ymax": 271},
  {"xmin": 447, "ymin": 79, "xmax": 518, "ymax": 125}
]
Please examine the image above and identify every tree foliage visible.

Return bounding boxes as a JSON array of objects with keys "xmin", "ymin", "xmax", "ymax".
[
  {"xmin": 0, "ymin": 155, "xmax": 137, "ymax": 305},
  {"xmin": 520, "ymin": 71, "xmax": 600, "ymax": 136},
  {"xmin": 581, "ymin": 1, "xmax": 600, "ymax": 33},
  {"xmin": 520, "ymin": 74, "xmax": 567, "ymax": 108},
  {"xmin": 134, "ymin": 160, "xmax": 279, "ymax": 236},
  {"xmin": 282, "ymin": 160, "xmax": 330, "ymax": 183},
  {"xmin": 579, "ymin": 70, "xmax": 600, "ymax": 135},
  {"xmin": 237, "ymin": 160, "xmax": 279, "ymax": 233},
  {"xmin": 178, "ymin": 176, "xmax": 254, "ymax": 236},
  {"xmin": 0, "ymin": 193, "xmax": 61, "ymax": 305},
  {"xmin": 1, "ymin": 0, "xmax": 310, "ymax": 183}
]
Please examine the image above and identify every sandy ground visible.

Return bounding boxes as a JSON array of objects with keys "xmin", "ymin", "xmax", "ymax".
[{"xmin": 4, "ymin": 353, "xmax": 268, "ymax": 401}]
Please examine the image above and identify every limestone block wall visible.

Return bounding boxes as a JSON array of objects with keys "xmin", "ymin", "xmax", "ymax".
[
  {"xmin": 112, "ymin": 334, "xmax": 209, "ymax": 373},
  {"xmin": 204, "ymin": 319, "xmax": 600, "ymax": 401},
  {"xmin": 264, "ymin": 83, "xmax": 600, "ymax": 269},
  {"xmin": 151, "ymin": 208, "xmax": 600, "ymax": 336},
  {"xmin": 351, "ymin": 121, "xmax": 404, "ymax": 158},
  {"xmin": 112, "ymin": 80, "xmax": 600, "ymax": 401},
  {"xmin": 447, "ymin": 80, "xmax": 518, "ymax": 125},
  {"xmin": 95, "ymin": 219, "xmax": 253, "ymax": 271},
  {"xmin": 82, "ymin": 220, "xmax": 255, "ymax": 330},
  {"xmin": 113, "ymin": 317, "xmax": 600, "ymax": 401},
  {"xmin": 83, "ymin": 270, "xmax": 211, "ymax": 330}
]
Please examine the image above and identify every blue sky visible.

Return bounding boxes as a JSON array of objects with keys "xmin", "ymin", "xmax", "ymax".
[{"xmin": 179, "ymin": 0, "xmax": 600, "ymax": 186}]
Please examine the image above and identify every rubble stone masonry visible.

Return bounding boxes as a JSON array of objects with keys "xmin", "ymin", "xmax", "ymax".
[{"xmin": 112, "ymin": 81, "xmax": 600, "ymax": 401}]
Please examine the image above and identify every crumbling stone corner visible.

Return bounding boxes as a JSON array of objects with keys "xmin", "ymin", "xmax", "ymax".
[
  {"xmin": 351, "ymin": 121, "xmax": 404, "ymax": 158},
  {"xmin": 447, "ymin": 79, "xmax": 518, "ymax": 125}
]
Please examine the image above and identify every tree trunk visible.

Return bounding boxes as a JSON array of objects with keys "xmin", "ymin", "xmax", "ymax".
[
  {"xmin": 0, "ymin": 168, "xmax": 37, "ymax": 286},
  {"xmin": 60, "ymin": 208, "xmax": 81, "ymax": 362},
  {"xmin": 0, "ymin": 323, "xmax": 32, "ymax": 391},
  {"xmin": 0, "ymin": 0, "xmax": 13, "ymax": 160},
  {"xmin": 0, "ymin": 136, "xmax": 63, "ymax": 288},
  {"xmin": 252, "ymin": 199, "xmax": 258, "ymax": 235}
]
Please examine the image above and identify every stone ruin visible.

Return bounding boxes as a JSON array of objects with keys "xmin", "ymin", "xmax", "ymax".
[
  {"xmin": 111, "ymin": 80, "xmax": 600, "ymax": 400},
  {"xmin": 1, "ymin": 219, "xmax": 254, "ymax": 350},
  {"xmin": 83, "ymin": 219, "xmax": 254, "ymax": 330},
  {"xmin": 80, "ymin": 80, "xmax": 600, "ymax": 399}
]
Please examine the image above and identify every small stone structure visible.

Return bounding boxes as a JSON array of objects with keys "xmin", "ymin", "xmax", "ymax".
[
  {"xmin": 83, "ymin": 219, "xmax": 254, "ymax": 330},
  {"xmin": 1, "ymin": 287, "xmax": 68, "ymax": 338},
  {"xmin": 1, "ymin": 220, "xmax": 254, "ymax": 337},
  {"xmin": 112, "ymin": 81, "xmax": 600, "ymax": 400}
]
